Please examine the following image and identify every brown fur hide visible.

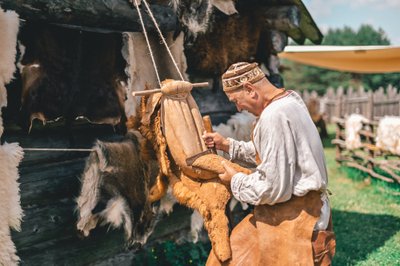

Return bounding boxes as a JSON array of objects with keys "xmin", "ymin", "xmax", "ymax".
[
  {"xmin": 184, "ymin": 8, "xmax": 266, "ymax": 76},
  {"xmin": 134, "ymin": 87, "xmax": 251, "ymax": 262},
  {"xmin": 18, "ymin": 23, "xmax": 127, "ymax": 129},
  {"xmin": 76, "ymin": 132, "xmax": 159, "ymax": 248}
]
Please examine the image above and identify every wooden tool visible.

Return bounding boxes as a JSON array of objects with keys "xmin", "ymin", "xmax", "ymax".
[
  {"xmin": 202, "ymin": 115, "xmax": 217, "ymax": 154},
  {"xmin": 132, "ymin": 82, "xmax": 209, "ymax": 96}
]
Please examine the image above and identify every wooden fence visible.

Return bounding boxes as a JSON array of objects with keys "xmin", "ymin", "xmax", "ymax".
[
  {"xmin": 301, "ymin": 85, "xmax": 400, "ymax": 123},
  {"xmin": 332, "ymin": 117, "xmax": 400, "ymax": 183}
]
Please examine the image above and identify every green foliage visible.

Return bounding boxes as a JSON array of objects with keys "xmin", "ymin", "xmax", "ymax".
[
  {"xmin": 132, "ymin": 241, "xmax": 211, "ymax": 266},
  {"xmin": 282, "ymin": 24, "xmax": 400, "ymax": 93}
]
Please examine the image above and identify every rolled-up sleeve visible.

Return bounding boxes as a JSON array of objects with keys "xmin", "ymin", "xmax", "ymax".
[{"xmin": 228, "ymin": 138, "xmax": 257, "ymax": 167}]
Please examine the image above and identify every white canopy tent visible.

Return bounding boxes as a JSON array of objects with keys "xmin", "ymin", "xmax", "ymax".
[{"xmin": 278, "ymin": 45, "xmax": 400, "ymax": 73}]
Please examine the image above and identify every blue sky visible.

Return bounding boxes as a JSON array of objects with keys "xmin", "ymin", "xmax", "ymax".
[{"xmin": 302, "ymin": 0, "xmax": 400, "ymax": 45}]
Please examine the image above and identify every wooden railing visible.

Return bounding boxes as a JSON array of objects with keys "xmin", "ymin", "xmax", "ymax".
[{"xmin": 300, "ymin": 85, "xmax": 400, "ymax": 123}]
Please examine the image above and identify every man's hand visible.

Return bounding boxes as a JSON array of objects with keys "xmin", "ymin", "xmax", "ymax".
[
  {"xmin": 202, "ymin": 131, "xmax": 230, "ymax": 153},
  {"xmin": 218, "ymin": 161, "xmax": 238, "ymax": 185}
]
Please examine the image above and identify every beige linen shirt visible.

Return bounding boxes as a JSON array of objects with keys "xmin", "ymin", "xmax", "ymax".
[{"xmin": 228, "ymin": 91, "xmax": 330, "ymax": 230}]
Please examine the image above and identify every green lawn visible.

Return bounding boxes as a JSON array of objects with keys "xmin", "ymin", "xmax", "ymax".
[{"xmin": 325, "ymin": 144, "xmax": 400, "ymax": 265}]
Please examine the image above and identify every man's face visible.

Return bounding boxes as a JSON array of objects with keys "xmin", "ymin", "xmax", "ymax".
[{"xmin": 226, "ymin": 88, "xmax": 255, "ymax": 114}]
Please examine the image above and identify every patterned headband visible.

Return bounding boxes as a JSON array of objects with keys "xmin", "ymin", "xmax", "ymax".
[{"xmin": 222, "ymin": 62, "xmax": 265, "ymax": 92}]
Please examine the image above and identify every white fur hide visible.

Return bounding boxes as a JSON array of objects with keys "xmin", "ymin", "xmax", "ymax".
[
  {"xmin": 345, "ymin": 114, "xmax": 368, "ymax": 150},
  {"xmin": 375, "ymin": 116, "xmax": 400, "ymax": 155},
  {"xmin": 0, "ymin": 8, "xmax": 22, "ymax": 266},
  {"xmin": 170, "ymin": 0, "xmax": 213, "ymax": 36},
  {"xmin": 0, "ymin": 142, "xmax": 24, "ymax": 266},
  {"xmin": 121, "ymin": 32, "xmax": 188, "ymax": 118},
  {"xmin": 0, "ymin": 8, "xmax": 19, "ymax": 86},
  {"xmin": 214, "ymin": 111, "xmax": 256, "ymax": 142}
]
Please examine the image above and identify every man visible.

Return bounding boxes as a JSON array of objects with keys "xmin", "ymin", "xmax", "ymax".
[{"xmin": 203, "ymin": 62, "xmax": 336, "ymax": 265}]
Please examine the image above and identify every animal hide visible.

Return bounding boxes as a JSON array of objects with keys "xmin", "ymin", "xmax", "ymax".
[
  {"xmin": 213, "ymin": 111, "xmax": 255, "ymax": 143},
  {"xmin": 18, "ymin": 23, "xmax": 127, "ymax": 129},
  {"xmin": 0, "ymin": 9, "xmax": 23, "ymax": 265},
  {"xmin": 184, "ymin": 7, "xmax": 266, "ymax": 76},
  {"xmin": 376, "ymin": 116, "xmax": 400, "ymax": 155},
  {"xmin": 345, "ymin": 114, "xmax": 368, "ymax": 150},
  {"xmin": 0, "ymin": 8, "xmax": 19, "ymax": 87},
  {"xmin": 0, "ymin": 8, "xmax": 19, "ymax": 137},
  {"xmin": 0, "ymin": 143, "xmax": 24, "ymax": 266},
  {"xmin": 122, "ymin": 31, "xmax": 187, "ymax": 118},
  {"xmin": 76, "ymin": 132, "xmax": 159, "ymax": 248},
  {"xmin": 170, "ymin": 0, "xmax": 213, "ymax": 38}
]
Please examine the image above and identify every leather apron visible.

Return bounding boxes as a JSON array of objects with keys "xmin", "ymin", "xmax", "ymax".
[{"xmin": 206, "ymin": 191, "xmax": 324, "ymax": 266}]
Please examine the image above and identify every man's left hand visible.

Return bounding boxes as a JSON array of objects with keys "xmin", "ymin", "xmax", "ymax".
[{"xmin": 219, "ymin": 161, "xmax": 238, "ymax": 185}]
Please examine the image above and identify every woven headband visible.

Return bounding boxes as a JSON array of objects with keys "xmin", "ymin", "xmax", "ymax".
[{"xmin": 222, "ymin": 62, "xmax": 265, "ymax": 92}]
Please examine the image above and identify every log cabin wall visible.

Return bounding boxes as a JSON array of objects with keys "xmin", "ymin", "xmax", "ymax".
[{"xmin": 0, "ymin": 0, "xmax": 322, "ymax": 264}]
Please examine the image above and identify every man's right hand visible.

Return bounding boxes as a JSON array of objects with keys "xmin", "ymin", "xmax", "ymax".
[{"xmin": 202, "ymin": 131, "xmax": 230, "ymax": 153}]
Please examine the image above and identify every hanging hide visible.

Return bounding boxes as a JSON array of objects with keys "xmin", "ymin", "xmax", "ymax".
[
  {"xmin": 0, "ymin": 8, "xmax": 19, "ymax": 87},
  {"xmin": 184, "ymin": 8, "xmax": 265, "ymax": 76},
  {"xmin": 18, "ymin": 23, "xmax": 127, "ymax": 129},
  {"xmin": 76, "ymin": 132, "xmax": 159, "ymax": 248},
  {"xmin": 0, "ymin": 8, "xmax": 23, "ymax": 266},
  {"xmin": 122, "ymin": 31, "xmax": 187, "ymax": 119},
  {"xmin": 0, "ymin": 143, "xmax": 24, "ymax": 266},
  {"xmin": 170, "ymin": 0, "xmax": 213, "ymax": 38}
]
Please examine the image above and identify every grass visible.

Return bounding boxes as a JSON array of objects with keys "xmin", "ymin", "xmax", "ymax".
[{"xmin": 324, "ymin": 125, "xmax": 400, "ymax": 266}]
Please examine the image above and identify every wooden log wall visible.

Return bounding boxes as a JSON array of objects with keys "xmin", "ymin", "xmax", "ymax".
[{"xmin": 2, "ymin": 122, "xmax": 194, "ymax": 265}]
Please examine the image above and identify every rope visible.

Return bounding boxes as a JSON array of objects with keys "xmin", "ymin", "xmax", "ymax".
[
  {"xmin": 141, "ymin": 0, "xmax": 185, "ymax": 81},
  {"xmin": 133, "ymin": 0, "xmax": 161, "ymax": 87},
  {"xmin": 23, "ymin": 148, "xmax": 94, "ymax": 152}
]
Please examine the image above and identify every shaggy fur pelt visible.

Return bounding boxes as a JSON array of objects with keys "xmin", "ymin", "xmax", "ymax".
[
  {"xmin": 184, "ymin": 7, "xmax": 265, "ymax": 76},
  {"xmin": 18, "ymin": 23, "xmax": 127, "ymax": 129},
  {"xmin": 76, "ymin": 132, "xmax": 159, "ymax": 248},
  {"xmin": 0, "ymin": 8, "xmax": 19, "ymax": 86},
  {"xmin": 0, "ymin": 142, "xmax": 24, "ymax": 266},
  {"xmin": 0, "ymin": 8, "xmax": 19, "ymax": 137},
  {"xmin": 0, "ymin": 9, "xmax": 23, "ymax": 265},
  {"xmin": 136, "ymin": 93, "xmax": 235, "ymax": 262},
  {"xmin": 345, "ymin": 114, "xmax": 368, "ymax": 150},
  {"xmin": 170, "ymin": 0, "xmax": 213, "ymax": 38},
  {"xmin": 376, "ymin": 116, "xmax": 400, "ymax": 155}
]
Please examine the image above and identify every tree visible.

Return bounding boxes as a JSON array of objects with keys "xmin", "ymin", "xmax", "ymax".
[{"xmin": 281, "ymin": 24, "xmax": 400, "ymax": 93}]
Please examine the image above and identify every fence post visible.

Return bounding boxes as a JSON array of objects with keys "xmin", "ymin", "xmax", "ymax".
[
  {"xmin": 367, "ymin": 91, "xmax": 374, "ymax": 121},
  {"xmin": 335, "ymin": 87, "xmax": 343, "ymax": 118}
]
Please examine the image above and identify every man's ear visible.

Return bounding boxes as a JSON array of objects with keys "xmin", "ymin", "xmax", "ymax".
[
  {"xmin": 243, "ymin": 82, "xmax": 254, "ymax": 93},
  {"xmin": 243, "ymin": 83, "xmax": 256, "ymax": 97}
]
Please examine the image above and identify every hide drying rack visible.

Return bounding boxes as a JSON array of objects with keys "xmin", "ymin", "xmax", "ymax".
[{"xmin": 21, "ymin": 0, "xmax": 209, "ymax": 153}]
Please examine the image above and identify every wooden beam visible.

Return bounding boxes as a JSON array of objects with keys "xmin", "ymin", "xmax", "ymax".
[
  {"xmin": 268, "ymin": 30, "xmax": 287, "ymax": 54},
  {"xmin": 0, "ymin": 0, "xmax": 178, "ymax": 33},
  {"xmin": 262, "ymin": 5, "xmax": 305, "ymax": 43}
]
